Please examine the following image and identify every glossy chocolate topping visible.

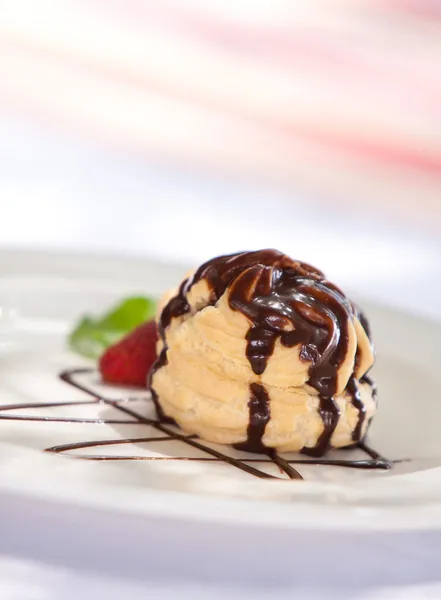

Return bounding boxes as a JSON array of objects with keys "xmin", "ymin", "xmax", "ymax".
[{"xmin": 151, "ymin": 250, "xmax": 375, "ymax": 456}]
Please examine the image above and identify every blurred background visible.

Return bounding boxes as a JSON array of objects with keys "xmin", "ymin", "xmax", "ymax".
[{"xmin": 1, "ymin": 0, "xmax": 440, "ymax": 317}]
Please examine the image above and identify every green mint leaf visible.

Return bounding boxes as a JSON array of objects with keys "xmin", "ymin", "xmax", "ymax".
[
  {"xmin": 100, "ymin": 297, "xmax": 156, "ymax": 330},
  {"xmin": 69, "ymin": 296, "xmax": 157, "ymax": 359}
]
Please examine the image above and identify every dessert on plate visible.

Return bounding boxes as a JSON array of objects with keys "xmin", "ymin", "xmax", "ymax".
[
  {"xmin": 0, "ymin": 249, "xmax": 387, "ymax": 482},
  {"xmin": 150, "ymin": 250, "xmax": 376, "ymax": 456}
]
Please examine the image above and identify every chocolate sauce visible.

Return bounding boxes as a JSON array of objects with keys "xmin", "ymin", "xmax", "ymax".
[
  {"xmin": 46, "ymin": 435, "xmax": 174, "ymax": 454},
  {"xmin": 58, "ymin": 369, "xmax": 277, "ymax": 479},
  {"xmin": 0, "ymin": 399, "xmax": 130, "ymax": 424},
  {"xmin": 151, "ymin": 250, "xmax": 376, "ymax": 456},
  {"xmin": 0, "ymin": 414, "xmax": 129, "ymax": 424},
  {"xmin": 303, "ymin": 396, "xmax": 340, "ymax": 457},
  {"xmin": 358, "ymin": 440, "xmax": 389, "ymax": 464},
  {"xmin": 43, "ymin": 453, "xmax": 391, "ymax": 469},
  {"xmin": 234, "ymin": 383, "xmax": 271, "ymax": 454},
  {"xmin": 269, "ymin": 450, "xmax": 303, "ymax": 479},
  {"xmin": 0, "ymin": 368, "xmax": 392, "ymax": 478},
  {"xmin": 149, "ymin": 350, "xmax": 174, "ymax": 424},
  {"xmin": 347, "ymin": 377, "xmax": 367, "ymax": 442},
  {"xmin": 158, "ymin": 278, "xmax": 191, "ymax": 332}
]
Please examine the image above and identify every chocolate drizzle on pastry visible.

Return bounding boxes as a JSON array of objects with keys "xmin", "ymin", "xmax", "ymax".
[
  {"xmin": 151, "ymin": 250, "xmax": 375, "ymax": 456},
  {"xmin": 234, "ymin": 383, "xmax": 271, "ymax": 454}
]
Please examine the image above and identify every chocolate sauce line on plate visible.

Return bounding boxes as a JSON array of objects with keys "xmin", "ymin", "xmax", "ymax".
[
  {"xmin": 0, "ymin": 398, "xmax": 134, "ymax": 424},
  {"xmin": 46, "ymin": 435, "xmax": 177, "ymax": 454},
  {"xmin": 268, "ymin": 450, "xmax": 304, "ymax": 479},
  {"xmin": 151, "ymin": 250, "xmax": 373, "ymax": 455},
  {"xmin": 41, "ymin": 409, "xmax": 390, "ymax": 470},
  {"xmin": 0, "ymin": 368, "xmax": 390, "ymax": 479},
  {"xmin": 60, "ymin": 369, "xmax": 277, "ymax": 480},
  {"xmin": 145, "ymin": 417, "xmax": 279, "ymax": 479},
  {"xmin": 358, "ymin": 440, "xmax": 391, "ymax": 465},
  {"xmin": 0, "ymin": 415, "xmax": 132, "ymax": 424},
  {"xmin": 45, "ymin": 434, "xmax": 390, "ymax": 471},
  {"xmin": 58, "ymin": 369, "xmax": 389, "ymax": 477},
  {"xmin": 0, "ymin": 400, "xmax": 99, "ymax": 411},
  {"xmin": 46, "ymin": 454, "xmax": 388, "ymax": 468},
  {"xmin": 46, "ymin": 431, "xmax": 281, "ymax": 477},
  {"xmin": 58, "ymin": 369, "xmax": 147, "ymax": 405}
]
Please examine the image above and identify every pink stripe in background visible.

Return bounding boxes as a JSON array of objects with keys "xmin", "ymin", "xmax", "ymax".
[
  {"xmin": 93, "ymin": 0, "xmax": 441, "ymax": 103},
  {"xmin": 2, "ymin": 32, "xmax": 441, "ymax": 178},
  {"xmin": 380, "ymin": 0, "xmax": 441, "ymax": 18},
  {"xmin": 2, "ymin": 0, "xmax": 441, "ymax": 226}
]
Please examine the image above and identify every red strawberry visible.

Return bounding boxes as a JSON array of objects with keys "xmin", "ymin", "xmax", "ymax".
[{"xmin": 99, "ymin": 320, "xmax": 158, "ymax": 387}]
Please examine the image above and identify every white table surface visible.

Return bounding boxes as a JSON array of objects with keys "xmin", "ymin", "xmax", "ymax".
[{"xmin": 1, "ymin": 116, "xmax": 441, "ymax": 599}]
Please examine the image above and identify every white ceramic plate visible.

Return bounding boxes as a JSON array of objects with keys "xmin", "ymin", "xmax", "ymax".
[{"xmin": 1, "ymin": 249, "xmax": 441, "ymax": 532}]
